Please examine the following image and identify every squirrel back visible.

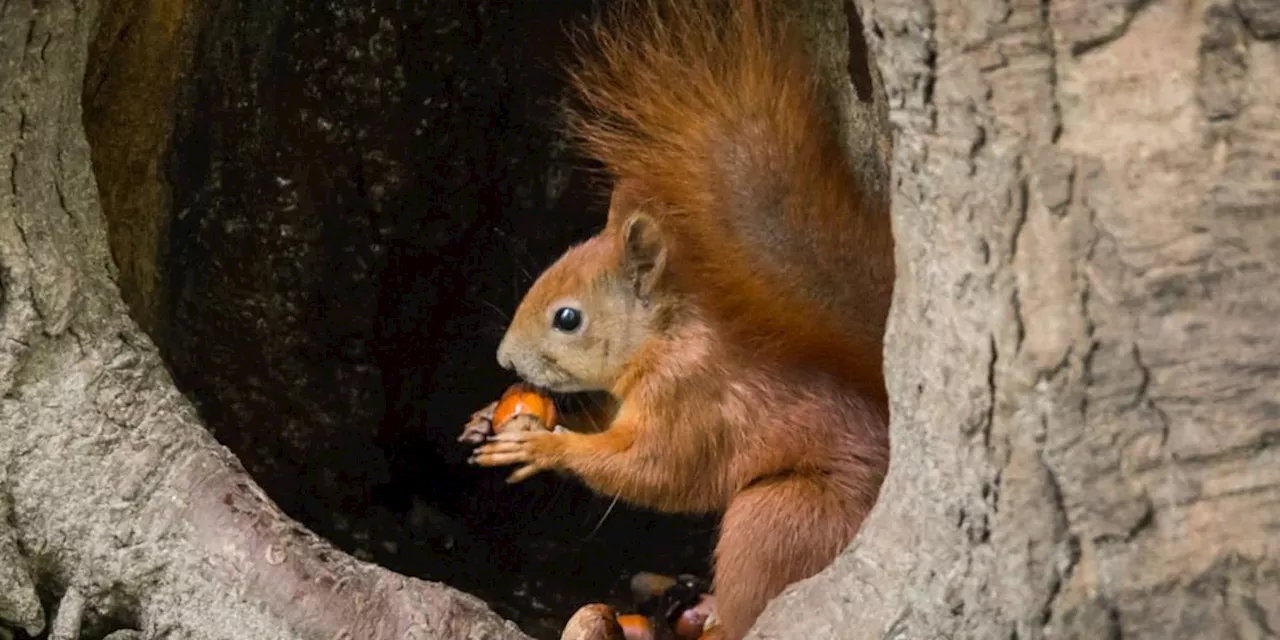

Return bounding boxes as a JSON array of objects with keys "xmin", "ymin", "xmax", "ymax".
[
  {"xmin": 481, "ymin": 5, "xmax": 894, "ymax": 634},
  {"xmin": 564, "ymin": 0, "xmax": 894, "ymax": 396}
]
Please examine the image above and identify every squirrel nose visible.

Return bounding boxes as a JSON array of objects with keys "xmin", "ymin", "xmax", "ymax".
[{"xmin": 496, "ymin": 340, "xmax": 515, "ymax": 371}]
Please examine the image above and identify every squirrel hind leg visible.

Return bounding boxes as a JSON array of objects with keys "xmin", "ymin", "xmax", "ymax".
[{"xmin": 710, "ymin": 475, "xmax": 866, "ymax": 640}]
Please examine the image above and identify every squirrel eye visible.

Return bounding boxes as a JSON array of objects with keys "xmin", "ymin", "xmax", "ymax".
[{"xmin": 551, "ymin": 306, "xmax": 583, "ymax": 333}]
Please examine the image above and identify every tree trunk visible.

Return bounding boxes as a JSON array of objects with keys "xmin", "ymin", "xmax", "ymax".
[
  {"xmin": 0, "ymin": 0, "xmax": 529, "ymax": 637},
  {"xmin": 751, "ymin": 0, "xmax": 1280, "ymax": 637},
  {"xmin": 6, "ymin": 0, "xmax": 1278, "ymax": 635}
]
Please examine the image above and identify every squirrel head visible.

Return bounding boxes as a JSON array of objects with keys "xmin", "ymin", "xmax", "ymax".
[{"xmin": 496, "ymin": 210, "xmax": 670, "ymax": 393}]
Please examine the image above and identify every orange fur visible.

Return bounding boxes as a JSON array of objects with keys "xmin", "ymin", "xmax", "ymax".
[
  {"xmin": 566, "ymin": 0, "xmax": 893, "ymax": 397},
  {"xmin": 473, "ymin": 1, "xmax": 893, "ymax": 638}
]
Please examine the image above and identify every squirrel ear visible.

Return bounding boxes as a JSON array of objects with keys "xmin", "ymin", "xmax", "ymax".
[
  {"xmin": 621, "ymin": 212, "xmax": 667, "ymax": 299},
  {"xmin": 607, "ymin": 180, "xmax": 642, "ymax": 228}
]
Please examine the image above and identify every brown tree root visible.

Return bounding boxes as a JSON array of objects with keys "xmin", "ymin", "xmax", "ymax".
[{"xmin": 0, "ymin": 326, "xmax": 531, "ymax": 639}]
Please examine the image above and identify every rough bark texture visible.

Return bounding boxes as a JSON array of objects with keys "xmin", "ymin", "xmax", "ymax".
[
  {"xmin": 0, "ymin": 0, "xmax": 529, "ymax": 637},
  {"xmin": 751, "ymin": 0, "xmax": 1280, "ymax": 638},
  {"xmin": 7, "ymin": 0, "xmax": 1275, "ymax": 635}
]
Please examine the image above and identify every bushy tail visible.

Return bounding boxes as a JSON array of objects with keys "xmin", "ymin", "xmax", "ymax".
[{"xmin": 566, "ymin": 0, "xmax": 892, "ymax": 388}]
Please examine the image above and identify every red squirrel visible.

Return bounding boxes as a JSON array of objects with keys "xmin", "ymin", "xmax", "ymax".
[{"xmin": 470, "ymin": 0, "xmax": 893, "ymax": 637}]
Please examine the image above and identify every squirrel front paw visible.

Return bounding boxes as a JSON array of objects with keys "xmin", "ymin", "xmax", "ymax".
[
  {"xmin": 468, "ymin": 426, "xmax": 569, "ymax": 483},
  {"xmin": 458, "ymin": 401, "xmax": 500, "ymax": 444}
]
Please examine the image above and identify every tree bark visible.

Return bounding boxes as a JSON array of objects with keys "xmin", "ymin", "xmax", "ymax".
[
  {"xmin": 751, "ymin": 0, "xmax": 1280, "ymax": 637},
  {"xmin": 6, "ymin": 0, "xmax": 1278, "ymax": 635},
  {"xmin": 0, "ymin": 0, "xmax": 529, "ymax": 637}
]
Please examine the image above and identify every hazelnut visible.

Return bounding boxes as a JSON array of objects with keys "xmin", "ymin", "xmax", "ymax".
[
  {"xmin": 616, "ymin": 614, "xmax": 655, "ymax": 640},
  {"xmin": 492, "ymin": 383, "xmax": 557, "ymax": 432}
]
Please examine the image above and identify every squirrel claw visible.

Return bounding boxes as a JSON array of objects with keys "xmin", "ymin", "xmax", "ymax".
[
  {"xmin": 470, "ymin": 441, "xmax": 531, "ymax": 465},
  {"xmin": 471, "ymin": 429, "xmax": 566, "ymax": 481},
  {"xmin": 486, "ymin": 428, "xmax": 540, "ymax": 443},
  {"xmin": 458, "ymin": 401, "xmax": 499, "ymax": 443}
]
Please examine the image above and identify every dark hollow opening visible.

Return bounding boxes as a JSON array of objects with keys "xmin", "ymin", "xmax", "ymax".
[{"xmin": 84, "ymin": 1, "xmax": 715, "ymax": 638}]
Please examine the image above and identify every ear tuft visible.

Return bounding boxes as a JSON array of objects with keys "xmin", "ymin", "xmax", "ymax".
[
  {"xmin": 621, "ymin": 212, "xmax": 667, "ymax": 298},
  {"xmin": 606, "ymin": 179, "xmax": 643, "ymax": 228}
]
